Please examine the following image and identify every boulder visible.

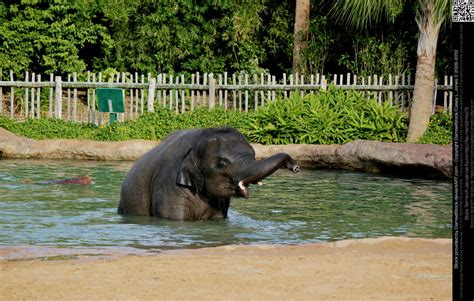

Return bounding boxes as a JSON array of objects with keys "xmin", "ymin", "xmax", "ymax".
[
  {"xmin": 252, "ymin": 144, "xmax": 340, "ymax": 168},
  {"xmin": 253, "ymin": 140, "xmax": 452, "ymax": 178},
  {"xmin": 335, "ymin": 140, "xmax": 452, "ymax": 178}
]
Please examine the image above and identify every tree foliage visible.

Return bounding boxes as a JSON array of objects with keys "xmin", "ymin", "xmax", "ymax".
[
  {"xmin": 0, "ymin": 0, "xmax": 451, "ymax": 78},
  {"xmin": 0, "ymin": 0, "xmax": 112, "ymax": 75}
]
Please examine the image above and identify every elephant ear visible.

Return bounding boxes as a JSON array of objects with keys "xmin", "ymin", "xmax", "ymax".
[{"xmin": 177, "ymin": 148, "xmax": 204, "ymax": 193}]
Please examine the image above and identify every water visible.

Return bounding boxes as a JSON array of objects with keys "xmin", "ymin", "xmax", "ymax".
[{"xmin": 0, "ymin": 159, "xmax": 452, "ymax": 250}]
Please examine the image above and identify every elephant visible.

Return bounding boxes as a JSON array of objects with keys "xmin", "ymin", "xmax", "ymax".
[{"xmin": 118, "ymin": 126, "xmax": 300, "ymax": 220}]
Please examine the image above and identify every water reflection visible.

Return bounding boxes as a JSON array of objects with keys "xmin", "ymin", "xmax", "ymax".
[{"xmin": 0, "ymin": 159, "xmax": 452, "ymax": 249}]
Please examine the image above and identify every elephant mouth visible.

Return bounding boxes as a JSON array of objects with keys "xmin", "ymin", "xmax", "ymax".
[{"xmin": 236, "ymin": 180, "xmax": 263, "ymax": 199}]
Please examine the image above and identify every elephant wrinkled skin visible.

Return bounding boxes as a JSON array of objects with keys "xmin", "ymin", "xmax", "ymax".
[{"xmin": 118, "ymin": 127, "xmax": 300, "ymax": 220}]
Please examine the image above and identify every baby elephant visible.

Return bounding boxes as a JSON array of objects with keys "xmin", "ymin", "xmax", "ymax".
[{"xmin": 118, "ymin": 126, "xmax": 299, "ymax": 220}]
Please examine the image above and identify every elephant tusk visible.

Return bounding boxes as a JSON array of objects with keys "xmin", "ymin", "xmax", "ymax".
[{"xmin": 238, "ymin": 180, "xmax": 249, "ymax": 199}]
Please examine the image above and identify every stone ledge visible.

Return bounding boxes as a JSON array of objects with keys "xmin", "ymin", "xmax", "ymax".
[{"xmin": 0, "ymin": 128, "xmax": 452, "ymax": 178}]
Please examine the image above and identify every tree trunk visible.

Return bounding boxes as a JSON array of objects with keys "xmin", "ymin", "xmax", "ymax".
[
  {"xmin": 292, "ymin": 0, "xmax": 310, "ymax": 74},
  {"xmin": 406, "ymin": 2, "xmax": 443, "ymax": 142}
]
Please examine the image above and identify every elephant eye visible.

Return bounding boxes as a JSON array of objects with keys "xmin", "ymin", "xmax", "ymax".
[{"xmin": 217, "ymin": 158, "xmax": 229, "ymax": 169}]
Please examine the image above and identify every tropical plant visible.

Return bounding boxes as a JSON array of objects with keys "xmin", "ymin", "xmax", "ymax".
[
  {"xmin": 329, "ymin": 0, "xmax": 451, "ymax": 142},
  {"xmin": 240, "ymin": 88, "xmax": 408, "ymax": 145}
]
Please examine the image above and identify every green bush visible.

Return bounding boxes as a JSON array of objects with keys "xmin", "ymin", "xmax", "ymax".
[
  {"xmin": 0, "ymin": 116, "xmax": 97, "ymax": 140},
  {"xmin": 0, "ymin": 108, "xmax": 251, "ymax": 141},
  {"xmin": 239, "ymin": 88, "xmax": 408, "ymax": 144},
  {"xmin": 419, "ymin": 113, "xmax": 452, "ymax": 145},
  {"xmin": 2, "ymin": 95, "xmax": 452, "ymax": 146}
]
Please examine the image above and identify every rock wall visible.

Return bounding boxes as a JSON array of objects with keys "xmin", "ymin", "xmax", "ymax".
[
  {"xmin": 253, "ymin": 141, "xmax": 452, "ymax": 178},
  {"xmin": 0, "ymin": 128, "xmax": 452, "ymax": 178}
]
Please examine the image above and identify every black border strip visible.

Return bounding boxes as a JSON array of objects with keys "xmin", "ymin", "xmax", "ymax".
[{"xmin": 453, "ymin": 21, "xmax": 473, "ymax": 301}]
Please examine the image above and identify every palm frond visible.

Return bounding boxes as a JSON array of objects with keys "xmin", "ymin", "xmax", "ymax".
[
  {"xmin": 328, "ymin": 0, "xmax": 404, "ymax": 30},
  {"xmin": 431, "ymin": 0, "xmax": 451, "ymax": 24}
]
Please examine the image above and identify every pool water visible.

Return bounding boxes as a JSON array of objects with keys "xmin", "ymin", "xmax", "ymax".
[{"xmin": 0, "ymin": 159, "xmax": 452, "ymax": 250}]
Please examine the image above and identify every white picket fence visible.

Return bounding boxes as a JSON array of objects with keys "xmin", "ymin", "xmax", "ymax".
[{"xmin": 0, "ymin": 71, "xmax": 453, "ymax": 124}]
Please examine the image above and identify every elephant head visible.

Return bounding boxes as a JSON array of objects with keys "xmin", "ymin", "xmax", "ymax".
[
  {"xmin": 176, "ymin": 127, "xmax": 299, "ymax": 200},
  {"xmin": 118, "ymin": 126, "xmax": 299, "ymax": 220}
]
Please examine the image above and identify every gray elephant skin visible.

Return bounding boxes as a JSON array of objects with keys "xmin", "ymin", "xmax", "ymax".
[{"xmin": 118, "ymin": 126, "xmax": 300, "ymax": 220}]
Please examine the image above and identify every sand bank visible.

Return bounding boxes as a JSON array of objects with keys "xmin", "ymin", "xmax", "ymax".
[{"xmin": 0, "ymin": 237, "xmax": 451, "ymax": 300}]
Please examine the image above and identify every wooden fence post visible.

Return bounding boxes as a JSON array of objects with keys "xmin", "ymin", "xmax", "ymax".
[
  {"xmin": 175, "ymin": 75, "xmax": 179, "ymax": 113},
  {"xmin": 394, "ymin": 75, "xmax": 400, "ymax": 107},
  {"xmin": 92, "ymin": 73, "xmax": 97, "ymax": 123},
  {"xmin": 245, "ymin": 74, "xmax": 249, "ymax": 112},
  {"xmin": 161, "ymin": 73, "xmax": 166, "ymax": 108},
  {"xmin": 67, "ymin": 74, "xmax": 71, "ymax": 120},
  {"xmin": 190, "ymin": 74, "xmax": 195, "ymax": 111},
  {"xmin": 209, "ymin": 76, "xmax": 216, "ymax": 109},
  {"xmin": 195, "ymin": 72, "xmax": 200, "ymax": 108},
  {"xmin": 232, "ymin": 73, "xmax": 237, "ymax": 109},
  {"xmin": 49, "ymin": 74, "xmax": 53, "ymax": 118},
  {"xmin": 267, "ymin": 74, "xmax": 271, "ymax": 102},
  {"xmin": 224, "ymin": 72, "xmax": 228, "ymax": 109},
  {"xmin": 401, "ymin": 73, "xmax": 406, "ymax": 111},
  {"xmin": 169, "ymin": 74, "xmax": 174, "ymax": 111},
  {"xmin": 135, "ymin": 72, "xmax": 139, "ymax": 117},
  {"xmin": 54, "ymin": 76, "xmax": 62, "ymax": 119},
  {"xmin": 30, "ymin": 72, "xmax": 35, "ymax": 117},
  {"xmin": 73, "ymin": 72, "xmax": 77, "ymax": 122},
  {"xmin": 148, "ymin": 77, "xmax": 156, "ymax": 112},
  {"xmin": 36, "ymin": 74, "xmax": 41, "ymax": 118},
  {"xmin": 321, "ymin": 76, "xmax": 327, "ymax": 91},
  {"xmin": 10, "ymin": 71, "xmax": 14, "ymax": 118},
  {"xmin": 388, "ymin": 74, "xmax": 393, "ymax": 105},
  {"xmin": 180, "ymin": 74, "xmax": 185, "ymax": 113},
  {"xmin": 432, "ymin": 79, "xmax": 438, "ymax": 115},
  {"xmin": 203, "ymin": 73, "xmax": 208, "ymax": 107},
  {"xmin": 119, "ymin": 72, "xmax": 125, "ymax": 122},
  {"xmin": 141, "ymin": 74, "xmax": 145, "ymax": 114},
  {"xmin": 87, "ymin": 71, "xmax": 91, "ymax": 123},
  {"xmin": 218, "ymin": 74, "xmax": 223, "ymax": 107},
  {"xmin": 0, "ymin": 71, "xmax": 3, "ymax": 114},
  {"xmin": 238, "ymin": 74, "xmax": 243, "ymax": 111},
  {"xmin": 253, "ymin": 74, "xmax": 258, "ymax": 111},
  {"xmin": 24, "ymin": 72, "xmax": 29, "ymax": 118}
]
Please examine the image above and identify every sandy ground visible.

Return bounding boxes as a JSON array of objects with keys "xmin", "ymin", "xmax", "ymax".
[{"xmin": 0, "ymin": 237, "xmax": 451, "ymax": 301}]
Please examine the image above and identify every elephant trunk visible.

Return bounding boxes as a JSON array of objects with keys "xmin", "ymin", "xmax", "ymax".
[{"xmin": 236, "ymin": 153, "xmax": 300, "ymax": 198}]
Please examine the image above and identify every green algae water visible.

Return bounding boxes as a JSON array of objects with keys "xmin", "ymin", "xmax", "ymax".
[{"xmin": 0, "ymin": 159, "xmax": 451, "ymax": 250}]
